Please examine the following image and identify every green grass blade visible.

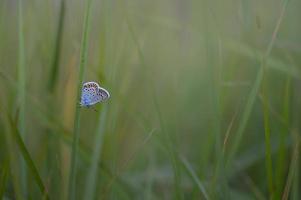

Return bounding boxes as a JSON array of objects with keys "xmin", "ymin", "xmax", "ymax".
[
  {"xmin": 84, "ymin": 105, "xmax": 108, "ymax": 200},
  {"xmin": 0, "ymin": 159, "xmax": 9, "ymax": 199},
  {"xmin": 17, "ymin": 0, "xmax": 27, "ymax": 197},
  {"xmin": 275, "ymin": 76, "xmax": 291, "ymax": 198},
  {"xmin": 67, "ymin": 0, "xmax": 94, "ymax": 199},
  {"xmin": 281, "ymin": 133, "xmax": 299, "ymax": 200},
  {"xmin": 291, "ymin": 145, "xmax": 299, "ymax": 200},
  {"xmin": 48, "ymin": 0, "xmax": 65, "ymax": 92},
  {"xmin": 180, "ymin": 156, "xmax": 210, "ymax": 200},
  {"xmin": 46, "ymin": 0, "xmax": 66, "ymax": 197},
  {"xmin": 226, "ymin": 0, "xmax": 290, "ymax": 169},
  {"xmin": 8, "ymin": 115, "xmax": 49, "ymax": 199},
  {"xmin": 1, "ymin": 113, "xmax": 23, "ymax": 200},
  {"xmin": 261, "ymin": 74, "xmax": 275, "ymax": 199}
]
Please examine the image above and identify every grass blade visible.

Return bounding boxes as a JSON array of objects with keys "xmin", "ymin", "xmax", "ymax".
[
  {"xmin": 8, "ymin": 115, "xmax": 49, "ymax": 199},
  {"xmin": 46, "ymin": 0, "xmax": 66, "ymax": 197},
  {"xmin": 275, "ymin": 76, "xmax": 291, "ymax": 198},
  {"xmin": 0, "ymin": 159, "xmax": 9, "ymax": 199},
  {"xmin": 281, "ymin": 132, "xmax": 299, "ymax": 200},
  {"xmin": 48, "ymin": 0, "xmax": 65, "ymax": 92},
  {"xmin": 1, "ymin": 112, "xmax": 23, "ymax": 200},
  {"xmin": 261, "ymin": 74, "xmax": 275, "ymax": 199},
  {"xmin": 84, "ymin": 105, "xmax": 108, "ymax": 200},
  {"xmin": 67, "ymin": 0, "xmax": 94, "ymax": 199},
  {"xmin": 180, "ymin": 156, "xmax": 210, "ymax": 200},
  {"xmin": 17, "ymin": 0, "xmax": 27, "ymax": 197}
]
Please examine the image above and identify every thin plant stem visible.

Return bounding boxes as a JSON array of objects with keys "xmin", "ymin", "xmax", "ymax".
[
  {"xmin": 261, "ymin": 74, "xmax": 275, "ymax": 199},
  {"xmin": 84, "ymin": 105, "xmax": 108, "ymax": 200},
  {"xmin": 67, "ymin": 0, "xmax": 94, "ymax": 199},
  {"xmin": 17, "ymin": 0, "xmax": 27, "ymax": 197}
]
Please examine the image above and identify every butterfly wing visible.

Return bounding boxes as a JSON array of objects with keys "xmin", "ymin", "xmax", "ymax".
[
  {"xmin": 81, "ymin": 82, "xmax": 101, "ymax": 106},
  {"xmin": 97, "ymin": 87, "xmax": 110, "ymax": 101}
]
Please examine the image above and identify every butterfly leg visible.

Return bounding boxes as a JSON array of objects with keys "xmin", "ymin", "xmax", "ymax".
[{"xmin": 77, "ymin": 102, "xmax": 83, "ymax": 108}]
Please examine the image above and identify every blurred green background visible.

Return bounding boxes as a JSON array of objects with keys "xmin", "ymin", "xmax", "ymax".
[{"xmin": 0, "ymin": 0, "xmax": 300, "ymax": 199}]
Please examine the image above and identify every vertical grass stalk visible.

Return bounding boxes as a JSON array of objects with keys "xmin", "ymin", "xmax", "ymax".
[
  {"xmin": 261, "ymin": 74, "xmax": 275, "ymax": 199},
  {"xmin": 281, "ymin": 133, "xmax": 299, "ymax": 200},
  {"xmin": 0, "ymin": 160, "xmax": 9, "ymax": 199},
  {"xmin": 1, "ymin": 112, "xmax": 23, "ymax": 200},
  {"xmin": 46, "ymin": 0, "xmax": 65, "ymax": 198},
  {"xmin": 84, "ymin": 105, "xmax": 108, "ymax": 200},
  {"xmin": 17, "ymin": 0, "xmax": 27, "ymax": 197},
  {"xmin": 67, "ymin": 0, "xmax": 94, "ymax": 199},
  {"xmin": 8, "ymin": 115, "xmax": 49, "ymax": 199},
  {"xmin": 275, "ymin": 76, "xmax": 291, "ymax": 199},
  {"xmin": 48, "ymin": 0, "xmax": 65, "ymax": 92}
]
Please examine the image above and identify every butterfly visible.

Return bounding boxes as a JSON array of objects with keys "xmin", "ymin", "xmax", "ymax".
[{"xmin": 80, "ymin": 81, "xmax": 110, "ymax": 107}]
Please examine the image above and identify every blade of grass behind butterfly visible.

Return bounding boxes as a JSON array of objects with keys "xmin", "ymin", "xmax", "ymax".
[
  {"xmin": 17, "ymin": 0, "xmax": 27, "ymax": 197},
  {"xmin": 45, "ymin": 0, "xmax": 65, "ymax": 197},
  {"xmin": 291, "ymin": 147, "xmax": 299, "ymax": 200},
  {"xmin": 1, "ymin": 111, "xmax": 23, "ymax": 200},
  {"xmin": 275, "ymin": 75, "xmax": 291, "ymax": 198},
  {"xmin": 0, "ymin": 101, "xmax": 8, "ymax": 199},
  {"xmin": 226, "ymin": 0, "xmax": 290, "ymax": 170},
  {"xmin": 125, "ymin": 7, "xmax": 183, "ymax": 199},
  {"xmin": 281, "ymin": 131, "xmax": 299, "ymax": 200},
  {"xmin": 7, "ymin": 114, "xmax": 49, "ymax": 199},
  {"xmin": 0, "ymin": 159, "xmax": 9, "ymax": 199},
  {"xmin": 261, "ymin": 68, "xmax": 275, "ymax": 199},
  {"xmin": 84, "ymin": 105, "xmax": 108, "ymax": 200},
  {"xmin": 47, "ymin": 0, "xmax": 65, "ymax": 92},
  {"xmin": 290, "ymin": 69, "xmax": 300, "ymax": 200},
  {"xmin": 67, "ymin": 0, "xmax": 94, "ymax": 199}
]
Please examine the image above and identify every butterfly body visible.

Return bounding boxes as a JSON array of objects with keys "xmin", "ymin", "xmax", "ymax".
[{"xmin": 80, "ymin": 81, "xmax": 110, "ymax": 107}]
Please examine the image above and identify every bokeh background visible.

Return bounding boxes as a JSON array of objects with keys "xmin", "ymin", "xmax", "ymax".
[{"xmin": 0, "ymin": 0, "xmax": 300, "ymax": 199}]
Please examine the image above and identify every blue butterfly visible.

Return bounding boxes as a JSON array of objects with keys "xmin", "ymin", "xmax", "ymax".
[{"xmin": 80, "ymin": 81, "xmax": 110, "ymax": 107}]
